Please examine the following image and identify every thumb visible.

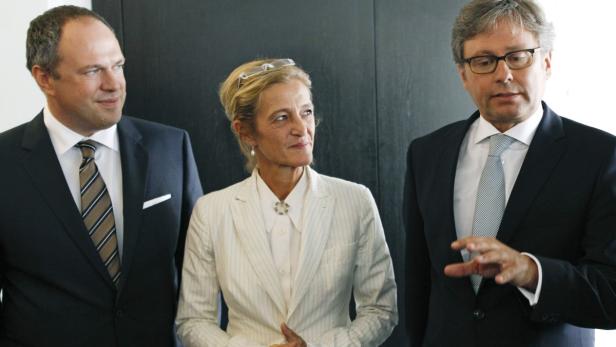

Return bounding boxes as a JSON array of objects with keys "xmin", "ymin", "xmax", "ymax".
[{"xmin": 280, "ymin": 323, "xmax": 298, "ymax": 340}]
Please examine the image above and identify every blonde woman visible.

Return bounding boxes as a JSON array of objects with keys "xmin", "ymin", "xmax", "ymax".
[{"xmin": 176, "ymin": 58, "xmax": 397, "ymax": 347}]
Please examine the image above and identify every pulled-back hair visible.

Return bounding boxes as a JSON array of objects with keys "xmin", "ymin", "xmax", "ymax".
[{"xmin": 219, "ymin": 59, "xmax": 312, "ymax": 171}]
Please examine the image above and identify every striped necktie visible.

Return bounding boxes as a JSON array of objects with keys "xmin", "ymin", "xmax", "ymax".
[
  {"xmin": 76, "ymin": 140, "xmax": 122, "ymax": 287},
  {"xmin": 470, "ymin": 134, "xmax": 516, "ymax": 293}
]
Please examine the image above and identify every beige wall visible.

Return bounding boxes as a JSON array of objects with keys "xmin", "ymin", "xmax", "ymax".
[{"xmin": 0, "ymin": 0, "xmax": 91, "ymax": 132}]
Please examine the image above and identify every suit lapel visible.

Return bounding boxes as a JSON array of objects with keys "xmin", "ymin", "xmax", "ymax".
[
  {"xmin": 436, "ymin": 120, "xmax": 471, "ymax": 267},
  {"xmin": 434, "ymin": 115, "xmax": 479, "ymax": 298},
  {"xmin": 21, "ymin": 113, "xmax": 113, "ymax": 286},
  {"xmin": 230, "ymin": 172, "xmax": 286, "ymax": 315},
  {"xmin": 497, "ymin": 104, "xmax": 566, "ymax": 244},
  {"xmin": 116, "ymin": 118, "xmax": 149, "ymax": 293},
  {"xmin": 287, "ymin": 168, "xmax": 334, "ymax": 319}
]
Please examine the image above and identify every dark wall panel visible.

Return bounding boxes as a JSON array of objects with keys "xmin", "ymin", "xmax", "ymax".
[
  {"xmin": 116, "ymin": 0, "xmax": 377, "ymax": 195},
  {"xmin": 93, "ymin": 0, "xmax": 124, "ymax": 47},
  {"xmin": 375, "ymin": 0, "xmax": 474, "ymax": 342},
  {"xmin": 94, "ymin": 0, "xmax": 476, "ymax": 345}
]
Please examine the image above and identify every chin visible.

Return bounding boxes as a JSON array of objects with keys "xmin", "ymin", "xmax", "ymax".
[
  {"xmin": 485, "ymin": 107, "xmax": 524, "ymax": 122},
  {"xmin": 101, "ymin": 113, "xmax": 123, "ymax": 127},
  {"xmin": 289, "ymin": 157, "xmax": 312, "ymax": 168}
]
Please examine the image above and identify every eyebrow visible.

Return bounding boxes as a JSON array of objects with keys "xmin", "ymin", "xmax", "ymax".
[
  {"xmin": 268, "ymin": 108, "xmax": 290, "ymax": 117},
  {"xmin": 470, "ymin": 46, "xmax": 531, "ymax": 56},
  {"xmin": 78, "ymin": 65, "xmax": 102, "ymax": 73},
  {"xmin": 267, "ymin": 104, "xmax": 313, "ymax": 116},
  {"xmin": 80, "ymin": 58, "xmax": 125, "ymax": 71}
]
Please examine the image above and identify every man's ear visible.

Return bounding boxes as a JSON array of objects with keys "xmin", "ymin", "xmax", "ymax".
[
  {"xmin": 232, "ymin": 119, "xmax": 256, "ymax": 147},
  {"xmin": 543, "ymin": 50, "xmax": 553, "ymax": 79},
  {"xmin": 31, "ymin": 65, "xmax": 56, "ymax": 96},
  {"xmin": 457, "ymin": 63, "xmax": 470, "ymax": 91}
]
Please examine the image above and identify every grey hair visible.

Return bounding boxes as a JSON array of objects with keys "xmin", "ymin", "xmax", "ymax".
[{"xmin": 451, "ymin": 0, "xmax": 555, "ymax": 64}]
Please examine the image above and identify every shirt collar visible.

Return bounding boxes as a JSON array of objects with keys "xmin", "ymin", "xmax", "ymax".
[
  {"xmin": 285, "ymin": 169, "xmax": 308, "ymax": 228},
  {"xmin": 473, "ymin": 105, "xmax": 543, "ymax": 146},
  {"xmin": 43, "ymin": 105, "xmax": 120, "ymax": 156},
  {"xmin": 256, "ymin": 168, "xmax": 308, "ymax": 231}
]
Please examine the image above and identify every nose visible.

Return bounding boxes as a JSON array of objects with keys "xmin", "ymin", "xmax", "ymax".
[
  {"xmin": 290, "ymin": 112, "xmax": 308, "ymax": 136},
  {"xmin": 100, "ymin": 67, "xmax": 124, "ymax": 91},
  {"xmin": 493, "ymin": 59, "xmax": 513, "ymax": 83}
]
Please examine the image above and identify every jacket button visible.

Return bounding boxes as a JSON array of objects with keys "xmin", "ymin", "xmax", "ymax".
[
  {"xmin": 472, "ymin": 309, "xmax": 485, "ymax": 320},
  {"xmin": 116, "ymin": 309, "xmax": 124, "ymax": 317}
]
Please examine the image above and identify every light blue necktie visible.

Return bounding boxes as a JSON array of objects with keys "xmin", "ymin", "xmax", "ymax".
[{"xmin": 470, "ymin": 134, "xmax": 516, "ymax": 293}]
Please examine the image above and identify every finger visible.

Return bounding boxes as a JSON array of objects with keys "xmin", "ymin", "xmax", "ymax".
[
  {"xmin": 476, "ymin": 263, "xmax": 501, "ymax": 278},
  {"xmin": 451, "ymin": 236, "xmax": 497, "ymax": 251},
  {"xmin": 494, "ymin": 264, "xmax": 519, "ymax": 284},
  {"xmin": 496, "ymin": 255, "xmax": 538, "ymax": 287},
  {"xmin": 466, "ymin": 239, "xmax": 508, "ymax": 254},
  {"xmin": 451, "ymin": 238, "xmax": 474, "ymax": 250},
  {"xmin": 281, "ymin": 323, "xmax": 299, "ymax": 340},
  {"xmin": 475, "ymin": 249, "xmax": 513, "ymax": 265},
  {"xmin": 444, "ymin": 261, "xmax": 479, "ymax": 277}
]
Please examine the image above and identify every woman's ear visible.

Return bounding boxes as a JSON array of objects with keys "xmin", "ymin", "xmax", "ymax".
[{"xmin": 232, "ymin": 119, "xmax": 256, "ymax": 147}]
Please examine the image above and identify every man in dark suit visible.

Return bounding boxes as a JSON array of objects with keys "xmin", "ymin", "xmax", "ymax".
[
  {"xmin": 405, "ymin": 0, "xmax": 616, "ymax": 346},
  {"xmin": 0, "ymin": 6, "xmax": 203, "ymax": 347}
]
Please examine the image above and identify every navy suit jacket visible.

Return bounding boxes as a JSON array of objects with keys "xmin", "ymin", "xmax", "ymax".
[
  {"xmin": 0, "ymin": 113, "xmax": 203, "ymax": 347},
  {"xmin": 404, "ymin": 103, "xmax": 616, "ymax": 347}
]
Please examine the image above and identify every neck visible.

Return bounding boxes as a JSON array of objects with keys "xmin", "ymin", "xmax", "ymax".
[
  {"xmin": 258, "ymin": 165, "xmax": 304, "ymax": 200},
  {"xmin": 486, "ymin": 103, "xmax": 542, "ymax": 133},
  {"xmin": 492, "ymin": 122, "xmax": 515, "ymax": 133},
  {"xmin": 46, "ymin": 100, "xmax": 95, "ymax": 137}
]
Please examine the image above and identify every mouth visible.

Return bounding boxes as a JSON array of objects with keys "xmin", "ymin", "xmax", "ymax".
[
  {"xmin": 96, "ymin": 97, "xmax": 122, "ymax": 108},
  {"xmin": 290, "ymin": 141, "xmax": 312, "ymax": 149},
  {"xmin": 492, "ymin": 92, "xmax": 520, "ymax": 99}
]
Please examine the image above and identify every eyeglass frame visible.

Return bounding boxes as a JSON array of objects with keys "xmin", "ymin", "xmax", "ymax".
[
  {"xmin": 237, "ymin": 58, "xmax": 296, "ymax": 88},
  {"xmin": 463, "ymin": 47, "xmax": 541, "ymax": 74}
]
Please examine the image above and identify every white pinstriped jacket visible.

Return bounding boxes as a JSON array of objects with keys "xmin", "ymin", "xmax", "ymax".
[{"xmin": 176, "ymin": 167, "xmax": 398, "ymax": 346}]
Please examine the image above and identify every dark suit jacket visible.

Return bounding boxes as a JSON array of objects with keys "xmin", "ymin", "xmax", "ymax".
[
  {"xmin": 404, "ymin": 103, "xmax": 616, "ymax": 347},
  {"xmin": 0, "ymin": 113, "xmax": 203, "ymax": 347}
]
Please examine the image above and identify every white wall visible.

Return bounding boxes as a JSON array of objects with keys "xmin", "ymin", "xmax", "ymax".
[
  {"xmin": 0, "ymin": 0, "xmax": 91, "ymax": 133},
  {"xmin": 540, "ymin": 1, "xmax": 616, "ymax": 345},
  {"xmin": 541, "ymin": 0, "xmax": 616, "ymax": 133}
]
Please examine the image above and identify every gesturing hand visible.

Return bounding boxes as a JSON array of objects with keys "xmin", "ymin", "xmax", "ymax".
[
  {"xmin": 444, "ymin": 236, "xmax": 538, "ymax": 290},
  {"xmin": 270, "ymin": 323, "xmax": 307, "ymax": 347}
]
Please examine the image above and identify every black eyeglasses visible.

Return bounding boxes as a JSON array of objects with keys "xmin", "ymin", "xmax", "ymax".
[{"xmin": 463, "ymin": 47, "xmax": 540, "ymax": 74}]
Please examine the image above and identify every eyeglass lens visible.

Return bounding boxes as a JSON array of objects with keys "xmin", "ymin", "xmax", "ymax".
[{"xmin": 469, "ymin": 50, "xmax": 534, "ymax": 74}]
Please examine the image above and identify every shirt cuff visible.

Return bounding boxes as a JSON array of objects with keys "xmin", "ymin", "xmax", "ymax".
[{"xmin": 517, "ymin": 252, "xmax": 543, "ymax": 306}]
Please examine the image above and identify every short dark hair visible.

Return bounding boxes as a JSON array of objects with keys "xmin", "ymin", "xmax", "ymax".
[{"xmin": 26, "ymin": 5, "xmax": 115, "ymax": 76}]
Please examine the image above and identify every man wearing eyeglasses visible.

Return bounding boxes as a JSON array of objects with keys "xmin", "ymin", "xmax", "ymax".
[{"xmin": 404, "ymin": 0, "xmax": 616, "ymax": 346}]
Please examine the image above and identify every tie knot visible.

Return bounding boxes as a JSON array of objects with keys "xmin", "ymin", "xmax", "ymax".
[
  {"xmin": 76, "ymin": 140, "xmax": 97, "ymax": 159},
  {"xmin": 488, "ymin": 134, "xmax": 515, "ymax": 157}
]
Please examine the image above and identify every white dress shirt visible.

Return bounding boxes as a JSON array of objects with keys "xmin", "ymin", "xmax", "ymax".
[
  {"xmin": 43, "ymin": 106, "xmax": 125, "ymax": 256},
  {"xmin": 453, "ymin": 107, "xmax": 543, "ymax": 305},
  {"xmin": 256, "ymin": 169, "xmax": 308, "ymax": 311}
]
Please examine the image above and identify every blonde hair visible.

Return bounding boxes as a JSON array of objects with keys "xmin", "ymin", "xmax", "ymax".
[{"xmin": 219, "ymin": 58, "xmax": 312, "ymax": 172}]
